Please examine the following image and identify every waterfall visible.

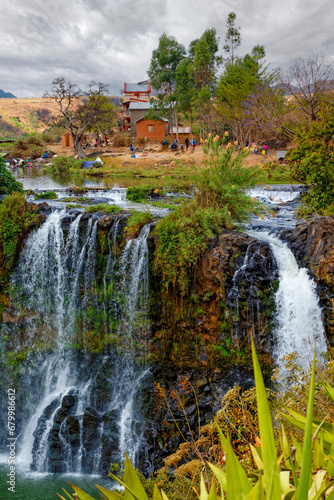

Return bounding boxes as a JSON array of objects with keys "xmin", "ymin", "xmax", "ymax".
[
  {"xmin": 248, "ymin": 230, "xmax": 327, "ymax": 378},
  {"xmin": 4, "ymin": 211, "xmax": 151, "ymax": 474}
]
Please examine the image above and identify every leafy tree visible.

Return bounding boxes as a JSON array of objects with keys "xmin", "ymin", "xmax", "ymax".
[
  {"xmin": 190, "ymin": 28, "xmax": 221, "ymax": 136},
  {"xmin": 44, "ymin": 78, "xmax": 112, "ymax": 158},
  {"xmin": 280, "ymin": 54, "xmax": 334, "ymax": 123},
  {"xmin": 217, "ymin": 47, "xmax": 281, "ymax": 143},
  {"xmin": 223, "ymin": 12, "xmax": 241, "ymax": 64},
  {"xmin": 287, "ymin": 96, "xmax": 334, "ymax": 213},
  {"xmin": 174, "ymin": 57, "xmax": 195, "ymax": 121},
  {"xmin": 87, "ymin": 94, "xmax": 118, "ymax": 144},
  {"xmin": 0, "ymin": 157, "xmax": 23, "ymax": 195},
  {"xmin": 147, "ymin": 34, "xmax": 186, "ymax": 137}
]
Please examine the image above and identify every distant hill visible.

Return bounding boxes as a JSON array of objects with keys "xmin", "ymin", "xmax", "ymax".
[{"xmin": 0, "ymin": 89, "xmax": 16, "ymax": 98}]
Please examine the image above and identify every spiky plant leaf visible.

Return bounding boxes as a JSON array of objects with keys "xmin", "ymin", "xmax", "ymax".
[
  {"xmin": 226, "ymin": 433, "xmax": 252, "ymax": 499},
  {"xmin": 296, "ymin": 349, "xmax": 316, "ymax": 500},
  {"xmin": 251, "ymin": 340, "xmax": 281, "ymax": 499}
]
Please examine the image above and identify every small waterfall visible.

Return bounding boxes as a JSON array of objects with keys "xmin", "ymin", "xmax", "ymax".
[
  {"xmin": 4, "ymin": 211, "xmax": 151, "ymax": 474},
  {"xmin": 248, "ymin": 230, "xmax": 327, "ymax": 377}
]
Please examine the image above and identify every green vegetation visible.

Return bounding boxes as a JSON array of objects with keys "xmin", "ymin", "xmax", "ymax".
[
  {"xmin": 0, "ymin": 193, "xmax": 39, "ymax": 282},
  {"xmin": 287, "ymin": 97, "xmax": 334, "ymax": 215},
  {"xmin": 127, "ymin": 185, "xmax": 155, "ymax": 202},
  {"xmin": 34, "ymin": 190, "xmax": 58, "ymax": 200},
  {"xmin": 154, "ymin": 137, "xmax": 261, "ymax": 295},
  {"xmin": 85, "ymin": 203, "xmax": 121, "ymax": 213},
  {"xmin": 124, "ymin": 211, "xmax": 153, "ymax": 240},
  {"xmin": 45, "ymin": 155, "xmax": 84, "ymax": 175},
  {"xmin": 8, "ymin": 135, "xmax": 46, "ymax": 159},
  {"xmin": 0, "ymin": 157, "xmax": 23, "ymax": 195}
]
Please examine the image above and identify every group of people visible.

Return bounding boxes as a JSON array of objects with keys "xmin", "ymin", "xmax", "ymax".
[
  {"xmin": 245, "ymin": 141, "xmax": 268, "ymax": 155},
  {"xmin": 165, "ymin": 136, "xmax": 197, "ymax": 152}
]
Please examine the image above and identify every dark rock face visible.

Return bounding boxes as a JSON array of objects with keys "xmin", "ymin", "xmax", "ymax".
[
  {"xmin": 149, "ymin": 230, "xmax": 278, "ymax": 365},
  {"xmin": 281, "ymin": 216, "xmax": 334, "ymax": 344}
]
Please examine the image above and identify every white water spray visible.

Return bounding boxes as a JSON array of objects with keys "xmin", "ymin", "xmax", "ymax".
[{"xmin": 248, "ymin": 230, "xmax": 327, "ymax": 377}]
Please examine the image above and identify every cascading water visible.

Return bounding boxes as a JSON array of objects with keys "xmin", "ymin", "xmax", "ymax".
[
  {"xmin": 248, "ymin": 230, "xmax": 327, "ymax": 377},
  {"xmin": 246, "ymin": 186, "xmax": 327, "ymax": 379},
  {"xmin": 2, "ymin": 210, "xmax": 151, "ymax": 474}
]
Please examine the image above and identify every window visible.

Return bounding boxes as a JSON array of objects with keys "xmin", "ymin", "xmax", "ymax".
[{"xmin": 148, "ymin": 125, "xmax": 154, "ymax": 132}]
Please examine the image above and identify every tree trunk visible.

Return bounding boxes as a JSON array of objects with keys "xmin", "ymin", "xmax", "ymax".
[{"xmin": 72, "ymin": 133, "xmax": 87, "ymax": 159}]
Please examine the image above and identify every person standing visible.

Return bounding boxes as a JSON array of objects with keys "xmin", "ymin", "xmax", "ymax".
[
  {"xmin": 191, "ymin": 137, "xmax": 196, "ymax": 152},
  {"xmin": 263, "ymin": 143, "xmax": 268, "ymax": 155},
  {"xmin": 185, "ymin": 137, "xmax": 189, "ymax": 151}
]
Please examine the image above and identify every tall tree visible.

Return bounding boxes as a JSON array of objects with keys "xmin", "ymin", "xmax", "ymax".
[
  {"xmin": 280, "ymin": 54, "xmax": 334, "ymax": 123},
  {"xmin": 190, "ymin": 28, "xmax": 220, "ymax": 135},
  {"xmin": 223, "ymin": 12, "xmax": 241, "ymax": 64},
  {"xmin": 45, "ymin": 78, "xmax": 113, "ymax": 158},
  {"xmin": 147, "ymin": 34, "xmax": 186, "ymax": 137},
  {"xmin": 217, "ymin": 46, "xmax": 281, "ymax": 143}
]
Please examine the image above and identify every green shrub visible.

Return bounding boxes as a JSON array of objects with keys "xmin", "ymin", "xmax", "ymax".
[
  {"xmin": 0, "ymin": 158, "xmax": 23, "ymax": 195},
  {"xmin": 124, "ymin": 211, "xmax": 153, "ymax": 239},
  {"xmin": 34, "ymin": 190, "xmax": 58, "ymax": 200},
  {"xmin": 0, "ymin": 193, "xmax": 39, "ymax": 281},
  {"xmin": 46, "ymin": 156, "xmax": 84, "ymax": 176},
  {"xmin": 127, "ymin": 185, "xmax": 154, "ymax": 202},
  {"xmin": 85, "ymin": 203, "xmax": 121, "ymax": 213}
]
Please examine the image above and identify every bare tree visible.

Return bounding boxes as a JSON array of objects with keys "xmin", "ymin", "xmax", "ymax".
[
  {"xmin": 280, "ymin": 54, "xmax": 334, "ymax": 122},
  {"xmin": 44, "ymin": 78, "xmax": 113, "ymax": 158}
]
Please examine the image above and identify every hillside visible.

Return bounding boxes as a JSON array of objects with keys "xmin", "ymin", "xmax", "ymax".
[{"xmin": 0, "ymin": 97, "xmax": 64, "ymax": 138}]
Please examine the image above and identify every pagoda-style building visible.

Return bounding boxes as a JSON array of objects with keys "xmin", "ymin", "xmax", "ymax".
[{"xmin": 119, "ymin": 80, "xmax": 151, "ymax": 132}]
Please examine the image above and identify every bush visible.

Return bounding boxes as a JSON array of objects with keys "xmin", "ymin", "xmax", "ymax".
[
  {"xmin": 46, "ymin": 156, "xmax": 84, "ymax": 176},
  {"xmin": 0, "ymin": 193, "xmax": 39, "ymax": 281},
  {"xmin": 127, "ymin": 185, "xmax": 154, "ymax": 202},
  {"xmin": 85, "ymin": 203, "xmax": 120, "ymax": 213},
  {"xmin": 0, "ymin": 158, "xmax": 23, "ymax": 195},
  {"xmin": 113, "ymin": 135, "xmax": 132, "ymax": 147},
  {"xmin": 124, "ymin": 211, "xmax": 153, "ymax": 240},
  {"xmin": 9, "ymin": 135, "xmax": 45, "ymax": 159},
  {"xmin": 154, "ymin": 200, "xmax": 228, "ymax": 295},
  {"xmin": 287, "ymin": 98, "xmax": 334, "ymax": 214},
  {"xmin": 136, "ymin": 136, "xmax": 148, "ymax": 146},
  {"xmin": 34, "ymin": 190, "xmax": 57, "ymax": 200}
]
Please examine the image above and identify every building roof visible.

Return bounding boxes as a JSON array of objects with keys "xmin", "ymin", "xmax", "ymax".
[
  {"xmin": 171, "ymin": 126, "xmax": 192, "ymax": 134},
  {"xmin": 129, "ymin": 101, "xmax": 155, "ymax": 110},
  {"xmin": 124, "ymin": 82, "xmax": 150, "ymax": 93},
  {"xmin": 135, "ymin": 116, "xmax": 168, "ymax": 123}
]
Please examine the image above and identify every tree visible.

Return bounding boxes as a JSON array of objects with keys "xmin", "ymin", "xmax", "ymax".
[
  {"xmin": 88, "ymin": 95, "xmax": 118, "ymax": 144},
  {"xmin": 147, "ymin": 34, "xmax": 186, "ymax": 138},
  {"xmin": 287, "ymin": 95, "xmax": 334, "ymax": 213},
  {"xmin": 223, "ymin": 12, "xmax": 241, "ymax": 64},
  {"xmin": 216, "ymin": 46, "xmax": 290, "ymax": 144},
  {"xmin": 280, "ymin": 54, "xmax": 334, "ymax": 123},
  {"xmin": 190, "ymin": 28, "xmax": 221, "ymax": 136},
  {"xmin": 44, "ymin": 78, "xmax": 113, "ymax": 158}
]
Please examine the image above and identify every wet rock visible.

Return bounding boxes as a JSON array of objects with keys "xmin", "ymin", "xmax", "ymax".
[
  {"xmin": 37, "ymin": 201, "xmax": 51, "ymax": 212},
  {"xmin": 97, "ymin": 215, "xmax": 115, "ymax": 230},
  {"xmin": 81, "ymin": 407, "xmax": 102, "ymax": 473}
]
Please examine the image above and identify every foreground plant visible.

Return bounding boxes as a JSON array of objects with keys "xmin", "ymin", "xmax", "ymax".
[{"xmin": 59, "ymin": 341, "xmax": 334, "ymax": 499}]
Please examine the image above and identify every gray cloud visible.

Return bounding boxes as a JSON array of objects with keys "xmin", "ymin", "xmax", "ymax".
[{"xmin": 0, "ymin": 0, "xmax": 333, "ymax": 97}]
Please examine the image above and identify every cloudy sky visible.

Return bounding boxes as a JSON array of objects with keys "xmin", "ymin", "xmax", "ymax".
[{"xmin": 1, "ymin": 0, "xmax": 334, "ymax": 98}]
